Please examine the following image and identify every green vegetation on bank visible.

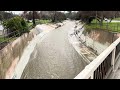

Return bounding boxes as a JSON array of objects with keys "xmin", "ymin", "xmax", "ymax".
[
  {"xmin": 36, "ymin": 19, "xmax": 52, "ymax": 24},
  {"xmin": 0, "ymin": 37, "xmax": 16, "ymax": 43},
  {"xmin": 27, "ymin": 19, "xmax": 52, "ymax": 29},
  {"xmin": 113, "ymin": 18, "xmax": 120, "ymax": 21},
  {"xmin": 28, "ymin": 19, "xmax": 52, "ymax": 26},
  {"xmin": 2, "ymin": 16, "xmax": 29, "ymax": 37},
  {"xmin": 85, "ymin": 19, "xmax": 120, "ymax": 32}
]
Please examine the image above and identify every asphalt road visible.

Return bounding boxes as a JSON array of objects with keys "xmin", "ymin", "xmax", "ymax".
[{"xmin": 21, "ymin": 21, "xmax": 87, "ymax": 79}]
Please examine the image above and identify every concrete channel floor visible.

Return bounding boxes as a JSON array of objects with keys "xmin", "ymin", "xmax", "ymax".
[{"xmin": 20, "ymin": 21, "xmax": 88, "ymax": 79}]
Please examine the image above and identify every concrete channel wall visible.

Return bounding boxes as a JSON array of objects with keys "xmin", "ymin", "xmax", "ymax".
[
  {"xmin": 0, "ymin": 29, "xmax": 39, "ymax": 79},
  {"xmin": 80, "ymin": 29, "xmax": 119, "ymax": 55}
]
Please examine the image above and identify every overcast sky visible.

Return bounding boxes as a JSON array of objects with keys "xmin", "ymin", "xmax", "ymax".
[
  {"xmin": 11, "ymin": 11, "xmax": 23, "ymax": 15},
  {"xmin": 10, "ymin": 11, "xmax": 78, "ymax": 15},
  {"xmin": 11, "ymin": 11, "xmax": 68, "ymax": 15}
]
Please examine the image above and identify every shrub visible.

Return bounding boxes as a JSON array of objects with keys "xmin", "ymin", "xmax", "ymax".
[{"xmin": 2, "ymin": 16, "xmax": 29, "ymax": 37}]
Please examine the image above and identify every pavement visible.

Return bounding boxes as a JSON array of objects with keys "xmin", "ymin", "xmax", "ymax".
[{"xmin": 20, "ymin": 21, "xmax": 87, "ymax": 79}]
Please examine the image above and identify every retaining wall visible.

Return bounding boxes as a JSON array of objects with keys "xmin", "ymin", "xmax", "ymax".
[{"xmin": 0, "ymin": 29, "xmax": 39, "ymax": 79}]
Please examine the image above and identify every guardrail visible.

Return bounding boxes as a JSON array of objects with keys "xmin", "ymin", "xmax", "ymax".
[{"xmin": 74, "ymin": 37, "xmax": 120, "ymax": 79}]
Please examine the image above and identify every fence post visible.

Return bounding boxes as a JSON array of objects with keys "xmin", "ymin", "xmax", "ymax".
[
  {"xmin": 107, "ymin": 22, "xmax": 108, "ymax": 30},
  {"xmin": 111, "ymin": 47, "xmax": 116, "ymax": 72},
  {"xmin": 117, "ymin": 23, "xmax": 118, "ymax": 32},
  {"xmin": 90, "ymin": 73, "xmax": 94, "ymax": 79},
  {"xmin": 114, "ymin": 25, "xmax": 115, "ymax": 31},
  {"xmin": 14, "ymin": 31, "xmax": 15, "ymax": 37},
  {"xmin": 18, "ymin": 30, "xmax": 20, "ymax": 36},
  {"xmin": 3, "ymin": 29, "xmax": 5, "ymax": 40}
]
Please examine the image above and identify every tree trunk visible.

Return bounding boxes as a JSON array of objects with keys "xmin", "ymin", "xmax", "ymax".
[
  {"xmin": 100, "ymin": 19, "xmax": 103, "ymax": 26},
  {"xmin": 52, "ymin": 11, "xmax": 56, "ymax": 22},
  {"xmin": 32, "ymin": 11, "xmax": 36, "ymax": 27},
  {"xmin": 100, "ymin": 11, "xmax": 104, "ymax": 26},
  {"xmin": 109, "ymin": 18, "xmax": 113, "ymax": 23}
]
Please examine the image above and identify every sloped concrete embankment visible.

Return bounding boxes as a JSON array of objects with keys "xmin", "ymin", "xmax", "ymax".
[
  {"xmin": 0, "ymin": 21, "xmax": 69, "ymax": 79},
  {"xmin": 68, "ymin": 21, "xmax": 97, "ymax": 64},
  {"xmin": 12, "ymin": 24, "xmax": 58, "ymax": 79},
  {"xmin": 0, "ymin": 28, "xmax": 41, "ymax": 79},
  {"xmin": 12, "ymin": 23, "xmax": 64, "ymax": 79},
  {"xmin": 79, "ymin": 29, "xmax": 119, "ymax": 55},
  {"xmin": 71, "ymin": 21, "xmax": 120, "ymax": 64}
]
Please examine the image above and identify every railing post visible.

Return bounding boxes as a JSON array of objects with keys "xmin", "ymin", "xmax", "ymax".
[
  {"xmin": 111, "ymin": 47, "xmax": 116, "ymax": 72},
  {"xmin": 107, "ymin": 22, "xmax": 108, "ymax": 30},
  {"xmin": 117, "ymin": 23, "xmax": 118, "ymax": 32},
  {"xmin": 90, "ymin": 73, "xmax": 94, "ymax": 79}
]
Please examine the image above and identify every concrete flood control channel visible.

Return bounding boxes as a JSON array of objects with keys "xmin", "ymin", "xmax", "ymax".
[
  {"xmin": 10, "ymin": 20, "xmax": 99, "ymax": 79},
  {"xmin": 12, "ymin": 23, "xmax": 63, "ymax": 79},
  {"xmin": 13, "ymin": 21, "xmax": 97, "ymax": 79},
  {"xmin": 12, "ymin": 31, "xmax": 49, "ymax": 79},
  {"xmin": 1, "ymin": 21, "xmax": 91, "ymax": 79},
  {"xmin": 20, "ymin": 21, "xmax": 87, "ymax": 79}
]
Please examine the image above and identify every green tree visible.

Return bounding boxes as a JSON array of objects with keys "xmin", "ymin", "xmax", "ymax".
[
  {"xmin": 2, "ymin": 16, "xmax": 29, "ymax": 37},
  {"xmin": 77, "ymin": 11, "xmax": 120, "ymax": 24},
  {"xmin": 32, "ymin": 11, "xmax": 36, "ymax": 26},
  {"xmin": 21, "ymin": 11, "xmax": 40, "ymax": 27}
]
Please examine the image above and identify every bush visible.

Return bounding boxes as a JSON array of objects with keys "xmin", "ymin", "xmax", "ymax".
[{"xmin": 2, "ymin": 16, "xmax": 29, "ymax": 37}]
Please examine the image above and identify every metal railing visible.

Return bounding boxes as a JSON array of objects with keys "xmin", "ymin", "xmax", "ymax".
[
  {"xmin": 0, "ymin": 29, "xmax": 30, "ymax": 50},
  {"xmin": 74, "ymin": 37, "xmax": 120, "ymax": 79}
]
